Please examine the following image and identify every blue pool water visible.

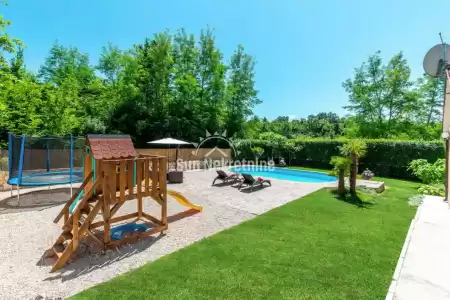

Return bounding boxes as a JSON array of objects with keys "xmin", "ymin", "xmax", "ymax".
[{"xmin": 229, "ymin": 166, "xmax": 337, "ymax": 183}]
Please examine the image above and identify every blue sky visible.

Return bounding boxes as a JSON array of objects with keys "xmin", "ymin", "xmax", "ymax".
[{"xmin": 3, "ymin": 0, "xmax": 450, "ymax": 119}]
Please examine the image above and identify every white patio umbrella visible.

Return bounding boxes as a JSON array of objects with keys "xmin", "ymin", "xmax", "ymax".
[{"xmin": 147, "ymin": 138, "xmax": 193, "ymax": 170}]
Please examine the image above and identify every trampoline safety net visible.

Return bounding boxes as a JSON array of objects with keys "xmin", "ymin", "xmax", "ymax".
[{"xmin": 8, "ymin": 134, "xmax": 85, "ymax": 186}]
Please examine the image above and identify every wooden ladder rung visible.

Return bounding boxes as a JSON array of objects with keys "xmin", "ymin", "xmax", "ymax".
[
  {"xmin": 53, "ymin": 244, "xmax": 65, "ymax": 258},
  {"xmin": 62, "ymin": 232, "xmax": 73, "ymax": 241}
]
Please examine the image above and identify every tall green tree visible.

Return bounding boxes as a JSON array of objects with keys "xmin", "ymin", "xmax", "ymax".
[
  {"xmin": 225, "ymin": 44, "xmax": 260, "ymax": 137},
  {"xmin": 197, "ymin": 28, "xmax": 227, "ymax": 134},
  {"xmin": 38, "ymin": 42, "xmax": 95, "ymax": 87},
  {"xmin": 169, "ymin": 29, "xmax": 201, "ymax": 140},
  {"xmin": 343, "ymin": 51, "xmax": 421, "ymax": 138},
  {"xmin": 416, "ymin": 75, "xmax": 444, "ymax": 125}
]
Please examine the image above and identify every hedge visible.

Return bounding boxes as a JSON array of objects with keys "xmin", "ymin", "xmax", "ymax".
[{"xmin": 237, "ymin": 139, "xmax": 445, "ymax": 180}]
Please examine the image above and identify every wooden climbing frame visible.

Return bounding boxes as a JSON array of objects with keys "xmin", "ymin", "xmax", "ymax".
[{"xmin": 48, "ymin": 135, "xmax": 168, "ymax": 272}]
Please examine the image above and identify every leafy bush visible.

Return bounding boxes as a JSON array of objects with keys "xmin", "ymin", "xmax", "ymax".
[
  {"xmin": 408, "ymin": 159, "xmax": 445, "ymax": 184},
  {"xmin": 234, "ymin": 138, "xmax": 444, "ymax": 180},
  {"xmin": 417, "ymin": 184, "xmax": 445, "ymax": 196}
]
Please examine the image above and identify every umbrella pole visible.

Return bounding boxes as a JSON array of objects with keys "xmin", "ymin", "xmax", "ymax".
[{"xmin": 176, "ymin": 146, "xmax": 179, "ymax": 171}]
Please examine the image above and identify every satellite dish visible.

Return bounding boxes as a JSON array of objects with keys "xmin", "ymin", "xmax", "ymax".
[{"xmin": 423, "ymin": 44, "xmax": 449, "ymax": 77}]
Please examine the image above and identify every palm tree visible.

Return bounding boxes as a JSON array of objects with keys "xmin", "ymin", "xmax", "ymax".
[
  {"xmin": 330, "ymin": 156, "xmax": 351, "ymax": 196},
  {"xmin": 341, "ymin": 140, "xmax": 367, "ymax": 196}
]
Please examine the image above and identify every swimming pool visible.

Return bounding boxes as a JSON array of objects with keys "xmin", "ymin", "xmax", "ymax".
[{"xmin": 229, "ymin": 166, "xmax": 337, "ymax": 183}]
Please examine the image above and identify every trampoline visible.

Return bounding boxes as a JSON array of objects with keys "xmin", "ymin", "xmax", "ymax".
[{"xmin": 7, "ymin": 134, "xmax": 85, "ymax": 199}]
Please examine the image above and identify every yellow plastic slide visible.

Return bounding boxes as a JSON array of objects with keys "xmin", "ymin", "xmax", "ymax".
[{"xmin": 168, "ymin": 190, "xmax": 203, "ymax": 212}]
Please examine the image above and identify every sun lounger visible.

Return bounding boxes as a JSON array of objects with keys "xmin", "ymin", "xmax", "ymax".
[
  {"xmin": 238, "ymin": 173, "xmax": 271, "ymax": 192},
  {"xmin": 212, "ymin": 170, "xmax": 238, "ymax": 185}
]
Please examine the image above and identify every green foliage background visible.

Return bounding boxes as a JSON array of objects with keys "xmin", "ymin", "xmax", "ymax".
[
  {"xmin": 0, "ymin": 3, "xmax": 447, "ymax": 181},
  {"xmin": 234, "ymin": 138, "xmax": 444, "ymax": 180}
]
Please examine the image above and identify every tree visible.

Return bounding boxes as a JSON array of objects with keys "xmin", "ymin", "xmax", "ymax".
[
  {"xmin": 225, "ymin": 44, "xmax": 260, "ymax": 137},
  {"xmin": 169, "ymin": 29, "xmax": 201, "ymax": 140},
  {"xmin": 251, "ymin": 146, "xmax": 264, "ymax": 160},
  {"xmin": 0, "ymin": 24, "xmax": 264, "ymax": 146},
  {"xmin": 98, "ymin": 42, "xmax": 125, "ymax": 85},
  {"xmin": 197, "ymin": 28, "xmax": 227, "ymax": 134},
  {"xmin": 343, "ymin": 51, "xmax": 418, "ymax": 138},
  {"xmin": 259, "ymin": 132, "xmax": 287, "ymax": 159},
  {"xmin": 285, "ymin": 139, "xmax": 303, "ymax": 165},
  {"xmin": 330, "ymin": 156, "xmax": 351, "ymax": 196},
  {"xmin": 39, "ymin": 42, "xmax": 95, "ymax": 87},
  {"xmin": 340, "ymin": 140, "xmax": 367, "ymax": 196},
  {"xmin": 416, "ymin": 75, "xmax": 444, "ymax": 125}
]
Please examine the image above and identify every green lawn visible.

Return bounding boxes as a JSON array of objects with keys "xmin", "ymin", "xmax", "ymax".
[{"xmin": 72, "ymin": 179, "xmax": 418, "ymax": 300}]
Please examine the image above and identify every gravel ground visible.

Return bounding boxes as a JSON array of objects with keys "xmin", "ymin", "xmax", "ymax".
[{"xmin": 0, "ymin": 170, "xmax": 330, "ymax": 299}]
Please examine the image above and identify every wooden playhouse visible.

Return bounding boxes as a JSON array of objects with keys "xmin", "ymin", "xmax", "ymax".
[{"xmin": 48, "ymin": 134, "xmax": 172, "ymax": 272}]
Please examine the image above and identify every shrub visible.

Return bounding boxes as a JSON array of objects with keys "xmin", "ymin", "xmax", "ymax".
[
  {"xmin": 234, "ymin": 138, "xmax": 444, "ymax": 180},
  {"xmin": 417, "ymin": 184, "xmax": 445, "ymax": 196},
  {"xmin": 408, "ymin": 159, "xmax": 445, "ymax": 184}
]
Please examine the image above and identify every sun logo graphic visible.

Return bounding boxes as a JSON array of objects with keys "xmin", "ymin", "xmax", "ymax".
[{"xmin": 191, "ymin": 130, "xmax": 239, "ymax": 168}]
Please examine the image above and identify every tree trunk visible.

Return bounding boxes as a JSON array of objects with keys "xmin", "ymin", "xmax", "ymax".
[
  {"xmin": 338, "ymin": 169, "xmax": 346, "ymax": 196},
  {"xmin": 350, "ymin": 155, "xmax": 357, "ymax": 196}
]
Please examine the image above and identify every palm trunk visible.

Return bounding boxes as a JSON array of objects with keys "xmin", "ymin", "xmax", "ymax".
[
  {"xmin": 338, "ymin": 169, "xmax": 345, "ymax": 196},
  {"xmin": 350, "ymin": 155, "xmax": 357, "ymax": 196}
]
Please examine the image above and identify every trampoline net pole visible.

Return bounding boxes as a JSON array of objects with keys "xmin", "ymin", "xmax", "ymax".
[{"xmin": 18, "ymin": 135, "xmax": 26, "ymax": 185}]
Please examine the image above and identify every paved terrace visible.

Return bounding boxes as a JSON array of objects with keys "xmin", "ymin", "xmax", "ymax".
[
  {"xmin": 0, "ymin": 170, "xmax": 330, "ymax": 299},
  {"xmin": 388, "ymin": 195, "xmax": 450, "ymax": 300}
]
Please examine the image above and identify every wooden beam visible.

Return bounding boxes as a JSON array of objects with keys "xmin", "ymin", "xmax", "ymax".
[
  {"xmin": 111, "ymin": 212, "xmax": 139, "ymax": 224},
  {"xmin": 151, "ymin": 158, "xmax": 159, "ymax": 198},
  {"xmin": 142, "ymin": 212, "xmax": 162, "ymax": 225},
  {"xmin": 72, "ymin": 211, "xmax": 79, "ymax": 250},
  {"xmin": 91, "ymin": 212, "xmax": 140, "ymax": 229},
  {"xmin": 84, "ymin": 151, "xmax": 93, "ymax": 194},
  {"xmin": 119, "ymin": 160, "xmax": 126, "ymax": 202},
  {"xmin": 144, "ymin": 159, "xmax": 150, "ymax": 196},
  {"xmin": 137, "ymin": 160, "xmax": 143, "ymax": 218},
  {"xmin": 127, "ymin": 160, "xmax": 134, "ymax": 200},
  {"xmin": 78, "ymin": 200, "xmax": 103, "ymax": 237},
  {"xmin": 110, "ymin": 202, "xmax": 124, "ymax": 218},
  {"xmin": 62, "ymin": 178, "xmax": 101, "ymax": 230},
  {"xmin": 54, "ymin": 171, "xmax": 93, "ymax": 223},
  {"xmin": 103, "ymin": 164, "xmax": 114, "ymax": 246},
  {"xmin": 159, "ymin": 157, "xmax": 168, "ymax": 226},
  {"xmin": 86, "ymin": 230, "xmax": 104, "ymax": 247}
]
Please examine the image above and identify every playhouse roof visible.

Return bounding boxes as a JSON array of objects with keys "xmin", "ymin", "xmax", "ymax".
[{"xmin": 86, "ymin": 134, "xmax": 137, "ymax": 160}]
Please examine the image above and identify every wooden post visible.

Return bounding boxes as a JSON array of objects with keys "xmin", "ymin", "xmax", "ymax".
[
  {"xmin": 159, "ymin": 157, "xmax": 167, "ymax": 226},
  {"xmin": 152, "ymin": 158, "xmax": 159, "ymax": 198},
  {"xmin": 119, "ymin": 161, "xmax": 126, "ymax": 201},
  {"xmin": 84, "ymin": 150, "xmax": 93, "ymax": 194},
  {"xmin": 103, "ymin": 163, "xmax": 112, "ymax": 247},
  {"xmin": 137, "ymin": 160, "xmax": 143, "ymax": 218},
  {"xmin": 144, "ymin": 159, "xmax": 150, "ymax": 196},
  {"xmin": 127, "ymin": 160, "xmax": 134, "ymax": 199},
  {"xmin": 73, "ymin": 210, "xmax": 79, "ymax": 250}
]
